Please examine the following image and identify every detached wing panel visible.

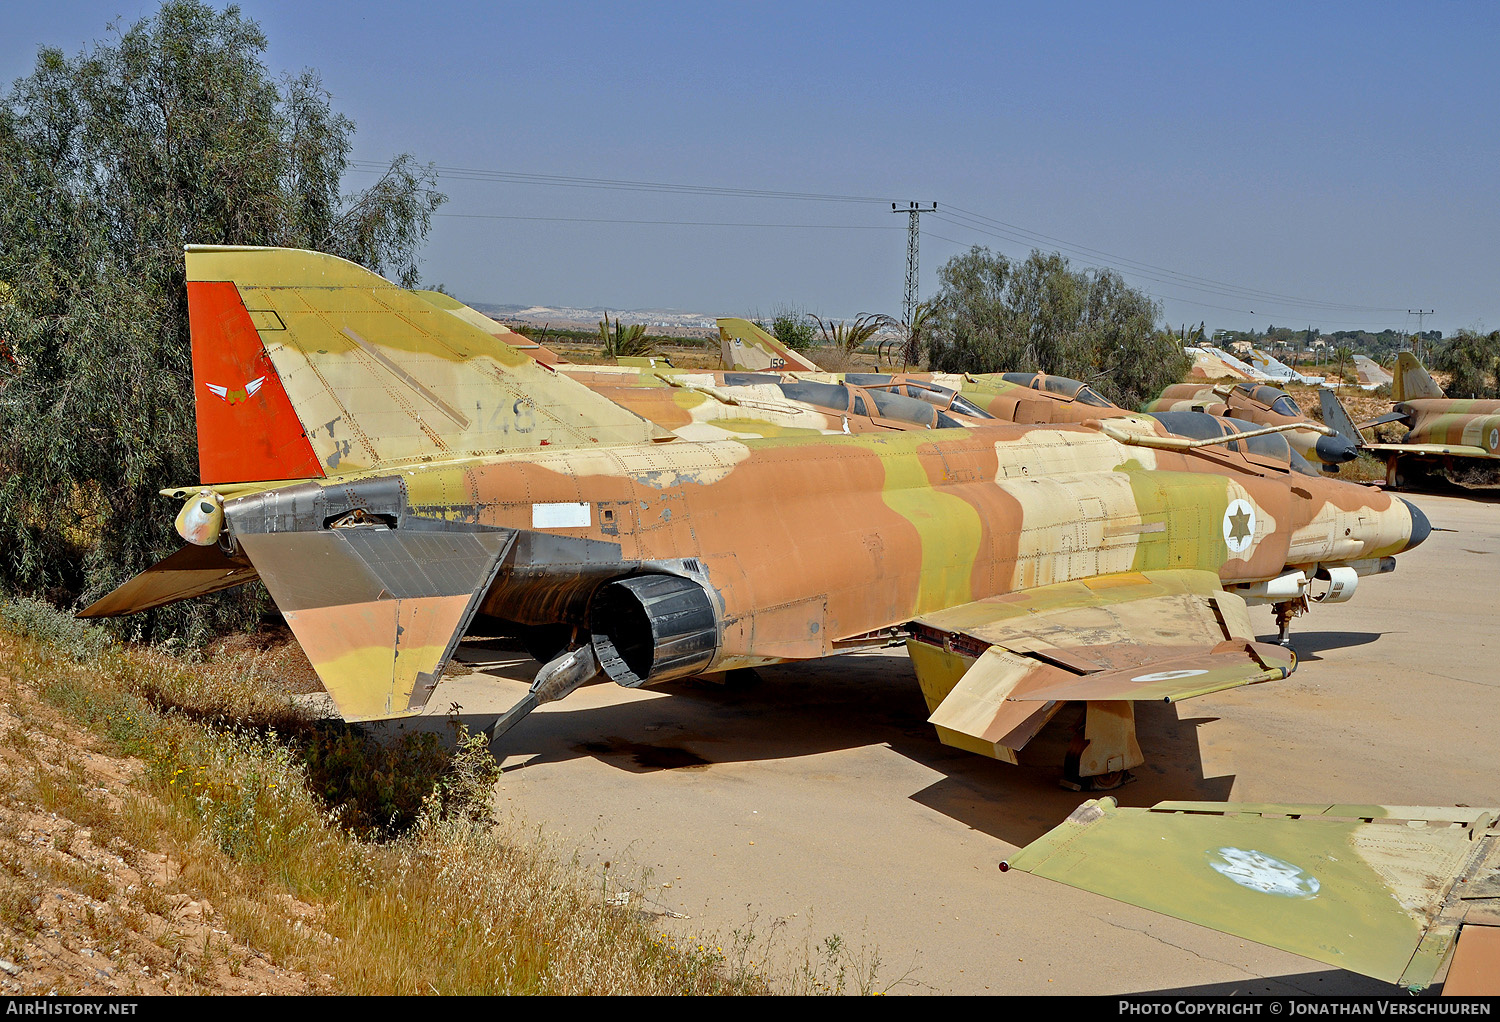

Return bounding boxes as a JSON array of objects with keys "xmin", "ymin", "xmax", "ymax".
[
  {"xmin": 1005, "ymin": 799, "xmax": 1500, "ymax": 992},
  {"xmin": 910, "ymin": 569, "xmax": 1292, "ymax": 755},
  {"xmin": 236, "ymin": 527, "xmax": 515, "ymax": 720}
]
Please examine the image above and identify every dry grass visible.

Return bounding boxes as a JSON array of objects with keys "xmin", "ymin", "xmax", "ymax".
[{"xmin": 0, "ymin": 610, "xmax": 826, "ymax": 994}]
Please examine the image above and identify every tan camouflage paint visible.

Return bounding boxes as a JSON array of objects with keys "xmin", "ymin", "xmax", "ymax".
[{"xmin": 95, "ymin": 247, "xmax": 1427, "ymax": 780}]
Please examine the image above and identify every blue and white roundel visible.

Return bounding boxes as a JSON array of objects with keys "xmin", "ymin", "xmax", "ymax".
[
  {"xmin": 1222, "ymin": 498, "xmax": 1256, "ymax": 555},
  {"xmin": 1208, "ymin": 847, "xmax": 1320, "ymax": 898}
]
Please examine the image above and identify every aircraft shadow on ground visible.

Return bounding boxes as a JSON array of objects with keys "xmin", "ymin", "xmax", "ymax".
[
  {"xmin": 373, "ymin": 645, "xmax": 1238, "ymax": 850},
  {"xmin": 1140, "ymin": 970, "xmax": 1397, "ymax": 997},
  {"xmin": 1268, "ymin": 629, "xmax": 1386, "ymax": 661}
]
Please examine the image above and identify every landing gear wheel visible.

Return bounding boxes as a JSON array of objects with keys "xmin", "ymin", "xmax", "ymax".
[
  {"xmin": 1061, "ymin": 734, "xmax": 1135, "ymax": 792},
  {"xmin": 1086, "ymin": 770, "xmax": 1128, "ymax": 791}
]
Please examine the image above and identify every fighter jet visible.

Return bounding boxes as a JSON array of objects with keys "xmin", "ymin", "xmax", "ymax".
[
  {"xmin": 1148, "ymin": 382, "xmax": 1359, "ymax": 472},
  {"xmin": 1004, "ymin": 798, "xmax": 1499, "ymax": 994},
  {"xmin": 1244, "ymin": 347, "xmax": 1324, "ymax": 386},
  {"xmin": 717, "ymin": 317, "xmax": 1137, "ymax": 425},
  {"xmin": 82, "ymin": 246, "xmax": 1428, "ymax": 789},
  {"xmin": 1320, "ymin": 352, "xmax": 1500, "ymax": 489}
]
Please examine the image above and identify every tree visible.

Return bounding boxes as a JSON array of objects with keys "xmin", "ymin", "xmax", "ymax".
[
  {"xmin": 924, "ymin": 247, "xmax": 1188, "ymax": 410},
  {"xmin": 767, "ymin": 304, "xmax": 817, "ymax": 351},
  {"xmin": 1333, "ymin": 345, "xmax": 1354, "ymax": 384},
  {"xmin": 1434, "ymin": 330, "xmax": 1500, "ymax": 399},
  {"xmin": 598, "ymin": 312, "xmax": 655, "ymax": 358},
  {"xmin": 874, "ymin": 302, "xmax": 934, "ymax": 369},
  {"xmin": 812, "ymin": 313, "xmax": 884, "ymax": 355},
  {"xmin": 0, "ymin": 1, "xmax": 446, "ymax": 639}
]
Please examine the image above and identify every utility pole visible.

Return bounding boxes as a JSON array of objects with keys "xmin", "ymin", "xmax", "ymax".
[
  {"xmin": 1407, "ymin": 309, "xmax": 1434, "ymax": 358},
  {"xmin": 893, "ymin": 202, "xmax": 937, "ymax": 326}
]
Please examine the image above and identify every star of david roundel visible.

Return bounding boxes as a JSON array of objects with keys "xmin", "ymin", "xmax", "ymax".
[{"xmin": 1222, "ymin": 498, "xmax": 1256, "ymax": 554}]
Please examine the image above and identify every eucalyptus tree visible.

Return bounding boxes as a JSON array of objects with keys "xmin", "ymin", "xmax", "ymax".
[
  {"xmin": 0, "ymin": 1, "xmax": 445, "ymax": 638},
  {"xmin": 925, "ymin": 246, "xmax": 1188, "ymax": 410}
]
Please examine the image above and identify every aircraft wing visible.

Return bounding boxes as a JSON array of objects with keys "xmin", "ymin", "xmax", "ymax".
[
  {"xmin": 1003, "ymin": 799, "xmax": 1500, "ymax": 993},
  {"xmin": 906, "ymin": 567, "xmax": 1296, "ymax": 741},
  {"xmin": 909, "ymin": 569, "xmax": 1293, "ymax": 755}
]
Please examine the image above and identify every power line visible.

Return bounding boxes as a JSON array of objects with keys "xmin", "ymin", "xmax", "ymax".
[
  {"xmin": 434, "ymin": 212, "xmax": 901, "ymax": 230},
  {"xmin": 348, "ymin": 160, "xmax": 894, "ymax": 205},
  {"xmin": 920, "ymin": 229, "xmax": 1402, "ymax": 329},
  {"xmin": 353, "ymin": 157, "xmax": 1418, "ymax": 326},
  {"xmin": 932, "ymin": 208, "xmax": 1406, "ymax": 314}
]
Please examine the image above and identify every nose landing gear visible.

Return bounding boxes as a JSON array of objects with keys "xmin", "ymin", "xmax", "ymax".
[{"xmin": 1272, "ymin": 598, "xmax": 1307, "ymax": 647}]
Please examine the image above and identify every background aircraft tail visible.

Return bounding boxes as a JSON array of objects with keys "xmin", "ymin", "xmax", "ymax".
[
  {"xmin": 1393, "ymin": 351, "xmax": 1445, "ymax": 402},
  {"xmin": 186, "ymin": 245, "xmax": 662, "ymax": 485},
  {"xmin": 717, "ymin": 317, "xmax": 821, "ymax": 372}
]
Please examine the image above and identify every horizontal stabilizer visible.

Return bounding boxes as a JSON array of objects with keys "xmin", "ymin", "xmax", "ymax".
[
  {"xmin": 1004, "ymin": 799, "xmax": 1500, "ymax": 992},
  {"xmin": 78, "ymin": 544, "xmax": 258, "ymax": 618},
  {"xmin": 235, "ymin": 525, "xmax": 516, "ymax": 720}
]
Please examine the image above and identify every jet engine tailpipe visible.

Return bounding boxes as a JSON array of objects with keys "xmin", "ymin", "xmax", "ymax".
[{"xmin": 590, "ymin": 574, "xmax": 719, "ymax": 687}]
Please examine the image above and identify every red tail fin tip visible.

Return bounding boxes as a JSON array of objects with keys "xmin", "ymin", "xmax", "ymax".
[{"xmin": 187, "ymin": 280, "xmax": 324, "ymax": 484}]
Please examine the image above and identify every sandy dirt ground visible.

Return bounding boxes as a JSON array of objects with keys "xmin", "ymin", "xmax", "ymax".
[{"xmin": 358, "ymin": 489, "xmax": 1500, "ymax": 996}]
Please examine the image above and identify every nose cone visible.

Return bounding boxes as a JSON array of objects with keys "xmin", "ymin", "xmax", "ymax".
[
  {"xmin": 1315, "ymin": 434, "xmax": 1359, "ymax": 465},
  {"xmin": 1400, "ymin": 498, "xmax": 1431, "ymax": 550}
]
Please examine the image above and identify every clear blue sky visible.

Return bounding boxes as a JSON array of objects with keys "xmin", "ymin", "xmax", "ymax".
[{"xmin": 6, "ymin": 2, "xmax": 1497, "ymax": 335}]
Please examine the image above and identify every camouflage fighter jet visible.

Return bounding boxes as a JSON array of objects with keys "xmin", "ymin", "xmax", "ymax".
[
  {"xmin": 1148, "ymin": 381, "xmax": 1359, "ymax": 472},
  {"xmin": 1004, "ymin": 799, "xmax": 1500, "ymax": 994},
  {"xmin": 717, "ymin": 317, "xmax": 1140, "ymax": 425},
  {"xmin": 406, "ymin": 300, "xmax": 996, "ymax": 441},
  {"xmin": 1320, "ymin": 352, "xmax": 1500, "ymax": 489},
  {"xmin": 82, "ymin": 246, "xmax": 1428, "ymax": 789}
]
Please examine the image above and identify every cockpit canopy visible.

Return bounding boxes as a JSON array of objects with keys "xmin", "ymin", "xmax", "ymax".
[
  {"xmin": 1148, "ymin": 411, "xmax": 1319, "ymax": 476},
  {"xmin": 844, "ymin": 374, "xmax": 992, "ymax": 419},
  {"xmin": 1235, "ymin": 384, "xmax": 1302, "ymax": 418},
  {"xmin": 1001, "ymin": 372, "xmax": 1114, "ymax": 407},
  {"xmin": 775, "ymin": 381, "xmax": 967, "ymax": 429}
]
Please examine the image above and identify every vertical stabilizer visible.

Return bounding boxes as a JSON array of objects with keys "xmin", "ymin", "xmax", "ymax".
[
  {"xmin": 1394, "ymin": 352, "xmax": 1445, "ymax": 402},
  {"xmin": 717, "ymin": 317, "xmax": 821, "ymax": 372},
  {"xmin": 185, "ymin": 246, "xmax": 663, "ymax": 484},
  {"xmin": 1317, "ymin": 388, "xmax": 1364, "ymax": 446}
]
